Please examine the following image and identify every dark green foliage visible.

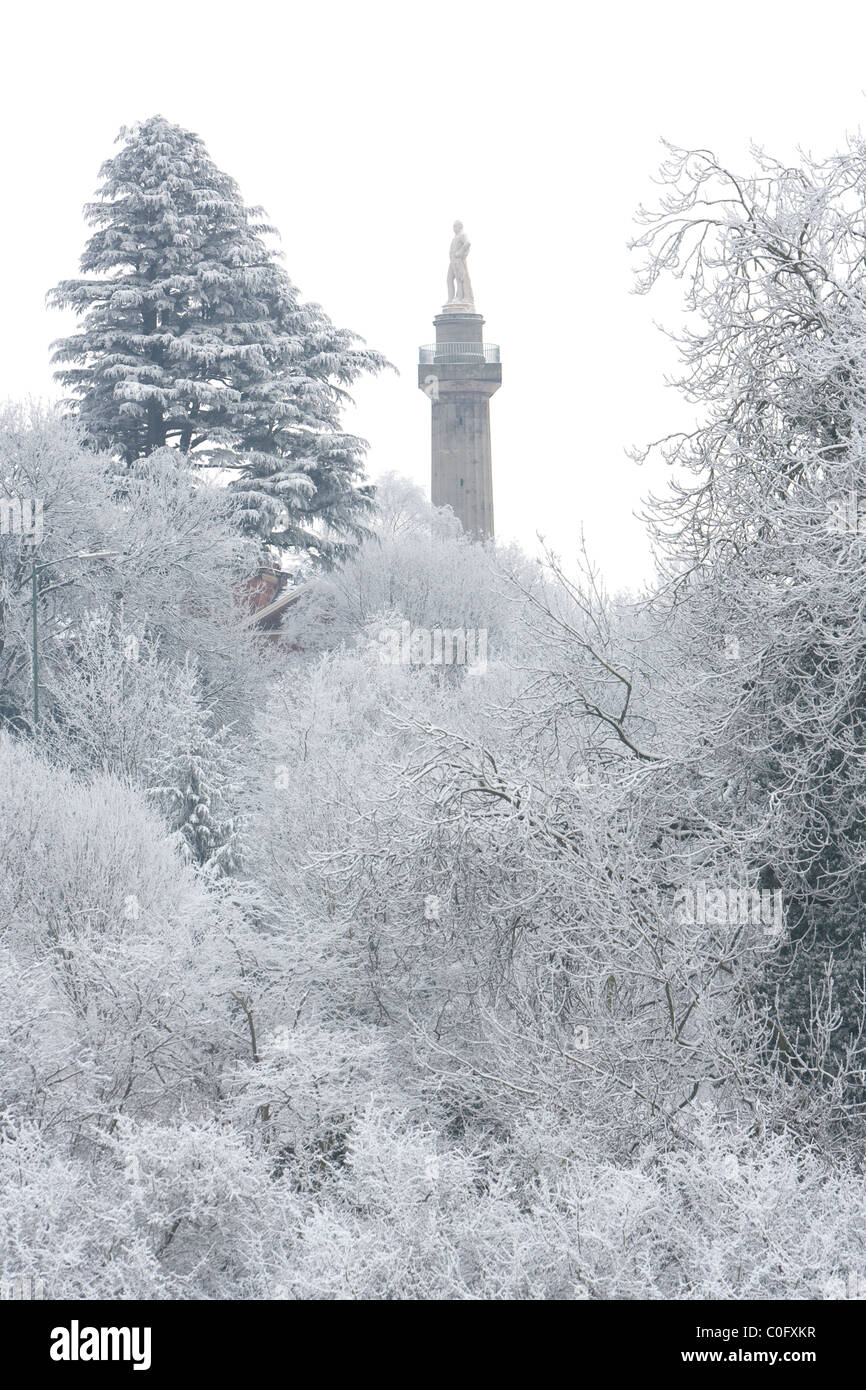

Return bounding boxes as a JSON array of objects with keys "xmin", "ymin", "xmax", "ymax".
[{"xmin": 49, "ymin": 116, "xmax": 387, "ymax": 560}]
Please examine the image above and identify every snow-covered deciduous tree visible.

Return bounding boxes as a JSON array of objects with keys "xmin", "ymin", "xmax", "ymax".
[
  {"xmin": 632, "ymin": 140, "xmax": 866, "ymax": 567},
  {"xmin": 634, "ymin": 141, "xmax": 866, "ymax": 1104},
  {"xmin": 0, "ymin": 406, "xmax": 269, "ymax": 734},
  {"xmin": 40, "ymin": 612, "xmax": 242, "ymax": 875},
  {"xmin": 0, "ymin": 734, "xmax": 251, "ymax": 1138}
]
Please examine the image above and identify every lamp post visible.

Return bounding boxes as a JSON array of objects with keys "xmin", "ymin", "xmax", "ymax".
[{"xmin": 28, "ymin": 549, "xmax": 119, "ymax": 729}]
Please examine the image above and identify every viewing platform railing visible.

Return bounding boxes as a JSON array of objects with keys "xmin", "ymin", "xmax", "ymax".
[{"xmin": 419, "ymin": 343, "xmax": 500, "ymax": 364}]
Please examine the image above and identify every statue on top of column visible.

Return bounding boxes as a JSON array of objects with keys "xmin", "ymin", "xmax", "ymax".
[{"xmin": 446, "ymin": 221, "xmax": 474, "ymax": 309}]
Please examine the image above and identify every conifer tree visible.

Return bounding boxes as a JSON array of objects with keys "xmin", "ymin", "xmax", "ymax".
[
  {"xmin": 49, "ymin": 116, "xmax": 386, "ymax": 560},
  {"xmin": 149, "ymin": 714, "xmax": 242, "ymax": 878}
]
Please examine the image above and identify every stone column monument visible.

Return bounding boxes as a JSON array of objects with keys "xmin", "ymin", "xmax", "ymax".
[{"xmin": 418, "ymin": 222, "xmax": 501, "ymax": 540}]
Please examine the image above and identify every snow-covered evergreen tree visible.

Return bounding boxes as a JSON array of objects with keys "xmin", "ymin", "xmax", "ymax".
[
  {"xmin": 49, "ymin": 115, "xmax": 387, "ymax": 560},
  {"xmin": 147, "ymin": 686, "xmax": 242, "ymax": 878}
]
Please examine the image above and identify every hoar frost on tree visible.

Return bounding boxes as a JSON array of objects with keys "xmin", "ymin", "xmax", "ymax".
[
  {"xmin": 633, "ymin": 141, "xmax": 866, "ymax": 1101},
  {"xmin": 49, "ymin": 115, "xmax": 388, "ymax": 561}
]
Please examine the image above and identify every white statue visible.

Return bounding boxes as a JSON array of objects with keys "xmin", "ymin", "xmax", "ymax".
[{"xmin": 446, "ymin": 221, "xmax": 474, "ymax": 308}]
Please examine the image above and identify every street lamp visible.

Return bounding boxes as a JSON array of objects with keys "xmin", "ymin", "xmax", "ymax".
[{"xmin": 28, "ymin": 549, "xmax": 120, "ymax": 728}]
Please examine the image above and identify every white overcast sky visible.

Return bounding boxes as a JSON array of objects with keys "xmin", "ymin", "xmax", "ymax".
[{"xmin": 4, "ymin": 0, "xmax": 866, "ymax": 591}]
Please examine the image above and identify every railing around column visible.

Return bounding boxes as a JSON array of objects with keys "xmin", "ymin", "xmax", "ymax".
[{"xmin": 419, "ymin": 343, "xmax": 500, "ymax": 364}]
